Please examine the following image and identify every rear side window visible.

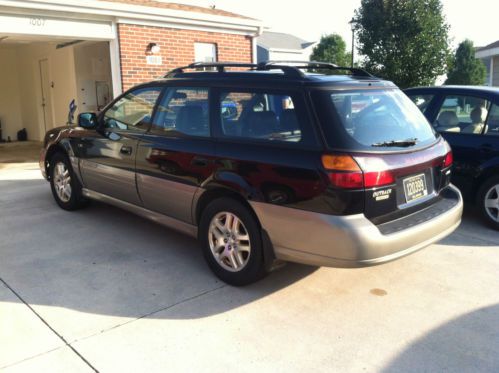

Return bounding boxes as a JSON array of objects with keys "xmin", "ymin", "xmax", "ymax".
[
  {"xmin": 152, "ymin": 87, "xmax": 209, "ymax": 137},
  {"xmin": 313, "ymin": 89, "xmax": 437, "ymax": 151},
  {"xmin": 217, "ymin": 90, "xmax": 315, "ymax": 146},
  {"xmin": 434, "ymin": 95, "xmax": 491, "ymax": 134}
]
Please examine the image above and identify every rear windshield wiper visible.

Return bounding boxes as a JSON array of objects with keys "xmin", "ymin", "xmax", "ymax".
[{"xmin": 371, "ymin": 138, "xmax": 418, "ymax": 147}]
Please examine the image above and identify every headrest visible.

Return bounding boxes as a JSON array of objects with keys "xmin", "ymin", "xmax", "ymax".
[
  {"xmin": 470, "ymin": 106, "xmax": 487, "ymax": 124},
  {"xmin": 437, "ymin": 111, "xmax": 459, "ymax": 127}
]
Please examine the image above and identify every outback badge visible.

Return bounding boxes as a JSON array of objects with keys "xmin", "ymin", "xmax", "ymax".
[{"xmin": 373, "ymin": 188, "xmax": 392, "ymax": 201}]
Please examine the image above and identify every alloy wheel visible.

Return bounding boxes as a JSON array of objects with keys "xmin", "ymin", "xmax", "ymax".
[
  {"xmin": 53, "ymin": 161, "xmax": 72, "ymax": 203},
  {"xmin": 484, "ymin": 184, "xmax": 499, "ymax": 223},
  {"xmin": 208, "ymin": 212, "xmax": 251, "ymax": 272}
]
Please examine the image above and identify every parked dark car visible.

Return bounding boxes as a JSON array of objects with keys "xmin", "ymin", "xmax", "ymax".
[
  {"xmin": 40, "ymin": 61, "xmax": 462, "ymax": 285},
  {"xmin": 405, "ymin": 86, "xmax": 499, "ymax": 229}
]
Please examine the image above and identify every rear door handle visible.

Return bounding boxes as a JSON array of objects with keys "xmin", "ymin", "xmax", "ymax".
[
  {"xmin": 192, "ymin": 157, "xmax": 210, "ymax": 167},
  {"xmin": 480, "ymin": 144, "xmax": 493, "ymax": 153},
  {"xmin": 120, "ymin": 145, "xmax": 133, "ymax": 155}
]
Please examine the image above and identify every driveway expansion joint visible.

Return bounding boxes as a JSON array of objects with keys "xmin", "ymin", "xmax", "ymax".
[
  {"xmin": 0, "ymin": 276, "xmax": 99, "ymax": 372},
  {"xmin": 68, "ymin": 283, "xmax": 228, "ymax": 346}
]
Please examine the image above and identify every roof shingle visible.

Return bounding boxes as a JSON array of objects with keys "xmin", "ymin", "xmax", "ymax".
[
  {"xmin": 257, "ymin": 31, "xmax": 315, "ymax": 50},
  {"xmin": 98, "ymin": 0, "xmax": 253, "ymax": 20},
  {"xmin": 476, "ymin": 40, "xmax": 499, "ymax": 52}
]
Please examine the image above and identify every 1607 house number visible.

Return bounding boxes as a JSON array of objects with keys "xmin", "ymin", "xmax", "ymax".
[{"xmin": 29, "ymin": 18, "xmax": 46, "ymax": 26}]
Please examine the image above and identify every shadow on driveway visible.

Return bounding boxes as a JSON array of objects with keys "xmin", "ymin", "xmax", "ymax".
[
  {"xmin": 383, "ymin": 304, "xmax": 499, "ymax": 372},
  {"xmin": 0, "ymin": 179, "xmax": 317, "ymax": 321}
]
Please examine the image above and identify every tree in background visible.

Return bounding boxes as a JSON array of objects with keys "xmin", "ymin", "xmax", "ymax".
[
  {"xmin": 354, "ymin": 0, "xmax": 450, "ymax": 88},
  {"xmin": 310, "ymin": 33, "xmax": 351, "ymax": 67},
  {"xmin": 445, "ymin": 40, "xmax": 486, "ymax": 85}
]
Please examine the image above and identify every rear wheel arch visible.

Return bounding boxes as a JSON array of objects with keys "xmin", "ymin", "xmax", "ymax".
[{"xmin": 195, "ymin": 187, "xmax": 259, "ymax": 227}]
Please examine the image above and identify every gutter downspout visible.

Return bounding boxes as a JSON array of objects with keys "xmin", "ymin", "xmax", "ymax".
[
  {"xmin": 252, "ymin": 25, "xmax": 263, "ymax": 64},
  {"xmin": 109, "ymin": 21, "xmax": 122, "ymax": 97}
]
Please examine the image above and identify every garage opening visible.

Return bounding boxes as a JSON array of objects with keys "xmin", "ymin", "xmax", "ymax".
[{"xmin": 0, "ymin": 36, "xmax": 113, "ymax": 142}]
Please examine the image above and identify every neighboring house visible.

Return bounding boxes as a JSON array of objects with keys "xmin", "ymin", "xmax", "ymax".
[
  {"xmin": 257, "ymin": 31, "xmax": 316, "ymax": 63},
  {"xmin": 0, "ymin": 0, "xmax": 262, "ymax": 141},
  {"xmin": 476, "ymin": 40, "xmax": 499, "ymax": 87}
]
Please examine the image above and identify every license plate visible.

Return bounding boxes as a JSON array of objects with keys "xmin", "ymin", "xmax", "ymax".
[{"xmin": 403, "ymin": 174, "xmax": 428, "ymax": 202}]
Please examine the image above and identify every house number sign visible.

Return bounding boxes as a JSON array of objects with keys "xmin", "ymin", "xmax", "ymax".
[{"xmin": 29, "ymin": 17, "xmax": 46, "ymax": 27}]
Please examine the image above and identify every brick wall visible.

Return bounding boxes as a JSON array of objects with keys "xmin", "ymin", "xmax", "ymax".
[{"xmin": 118, "ymin": 23, "xmax": 253, "ymax": 91}]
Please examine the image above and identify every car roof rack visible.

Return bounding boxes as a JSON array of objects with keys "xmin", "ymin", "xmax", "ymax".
[
  {"xmin": 164, "ymin": 61, "xmax": 373, "ymax": 78},
  {"xmin": 264, "ymin": 60, "xmax": 373, "ymax": 78}
]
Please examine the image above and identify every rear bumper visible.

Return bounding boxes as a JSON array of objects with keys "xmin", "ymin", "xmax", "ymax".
[{"xmin": 250, "ymin": 184, "xmax": 463, "ymax": 268}]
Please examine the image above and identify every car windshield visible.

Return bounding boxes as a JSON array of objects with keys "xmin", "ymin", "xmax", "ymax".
[{"xmin": 313, "ymin": 89, "xmax": 438, "ymax": 151}]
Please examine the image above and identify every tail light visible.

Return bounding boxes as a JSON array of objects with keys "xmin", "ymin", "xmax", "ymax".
[
  {"xmin": 322, "ymin": 155, "xmax": 363, "ymax": 188},
  {"xmin": 443, "ymin": 151, "xmax": 453, "ymax": 168},
  {"xmin": 322, "ymin": 154, "xmax": 395, "ymax": 189}
]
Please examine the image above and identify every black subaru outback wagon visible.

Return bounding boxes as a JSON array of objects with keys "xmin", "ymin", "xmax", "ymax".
[{"xmin": 40, "ymin": 61, "xmax": 463, "ymax": 285}]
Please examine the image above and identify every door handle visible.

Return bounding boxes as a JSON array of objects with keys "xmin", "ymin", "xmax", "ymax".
[
  {"xmin": 192, "ymin": 157, "xmax": 210, "ymax": 167},
  {"xmin": 120, "ymin": 145, "xmax": 133, "ymax": 155},
  {"xmin": 480, "ymin": 144, "xmax": 493, "ymax": 153}
]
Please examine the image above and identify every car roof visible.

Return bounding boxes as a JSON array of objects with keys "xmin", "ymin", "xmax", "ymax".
[
  {"xmin": 405, "ymin": 85, "xmax": 499, "ymax": 95},
  {"xmin": 150, "ymin": 70, "xmax": 395, "ymax": 89}
]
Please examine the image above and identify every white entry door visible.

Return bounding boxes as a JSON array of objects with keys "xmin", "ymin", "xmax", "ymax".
[{"xmin": 39, "ymin": 58, "xmax": 54, "ymax": 133}]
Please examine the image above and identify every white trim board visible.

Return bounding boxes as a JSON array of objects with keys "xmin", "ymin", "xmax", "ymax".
[
  {"xmin": 0, "ymin": 0, "xmax": 263, "ymax": 36},
  {"xmin": 0, "ymin": 12, "xmax": 115, "ymax": 40},
  {"xmin": 476, "ymin": 47, "xmax": 499, "ymax": 59}
]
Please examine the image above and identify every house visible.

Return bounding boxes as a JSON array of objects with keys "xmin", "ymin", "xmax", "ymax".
[
  {"xmin": 256, "ymin": 31, "xmax": 316, "ymax": 63},
  {"xmin": 476, "ymin": 40, "xmax": 499, "ymax": 86},
  {"xmin": 0, "ymin": 0, "xmax": 263, "ymax": 141}
]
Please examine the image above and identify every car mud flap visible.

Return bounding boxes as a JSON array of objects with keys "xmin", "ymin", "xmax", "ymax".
[{"xmin": 262, "ymin": 229, "xmax": 285, "ymax": 272}]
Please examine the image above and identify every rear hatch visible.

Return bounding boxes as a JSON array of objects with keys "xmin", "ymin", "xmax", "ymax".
[{"xmin": 313, "ymin": 87, "xmax": 453, "ymax": 224}]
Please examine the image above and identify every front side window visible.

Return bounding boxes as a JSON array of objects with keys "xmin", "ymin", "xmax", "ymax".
[
  {"xmin": 313, "ymin": 89, "xmax": 437, "ymax": 150},
  {"xmin": 152, "ymin": 87, "xmax": 209, "ymax": 137},
  {"xmin": 434, "ymin": 95, "xmax": 491, "ymax": 134},
  {"xmin": 484, "ymin": 104, "xmax": 499, "ymax": 136},
  {"xmin": 218, "ymin": 91, "xmax": 305, "ymax": 144},
  {"xmin": 103, "ymin": 87, "xmax": 161, "ymax": 130}
]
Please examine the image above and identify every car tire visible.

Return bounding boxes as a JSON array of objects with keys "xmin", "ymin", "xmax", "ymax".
[
  {"xmin": 49, "ymin": 152, "xmax": 89, "ymax": 211},
  {"xmin": 477, "ymin": 176, "xmax": 499, "ymax": 230},
  {"xmin": 199, "ymin": 197, "xmax": 267, "ymax": 286}
]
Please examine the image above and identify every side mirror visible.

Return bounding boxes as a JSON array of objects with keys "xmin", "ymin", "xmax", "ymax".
[{"xmin": 78, "ymin": 112, "xmax": 97, "ymax": 129}]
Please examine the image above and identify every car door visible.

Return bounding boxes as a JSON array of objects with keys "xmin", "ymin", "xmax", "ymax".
[
  {"xmin": 78, "ymin": 86, "xmax": 162, "ymax": 205},
  {"xmin": 210, "ymin": 87, "xmax": 325, "ymax": 213},
  {"xmin": 480, "ymin": 102, "xmax": 499, "ymax": 167},
  {"xmin": 135, "ymin": 86, "xmax": 216, "ymax": 223},
  {"xmin": 430, "ymin": 92, "xmax": 494, "ymax": 197}
]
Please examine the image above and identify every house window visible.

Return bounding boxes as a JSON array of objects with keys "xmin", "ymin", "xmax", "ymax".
[{"xmin": 194, "ymin": 42, "xmax": 217, "ymax": 63}]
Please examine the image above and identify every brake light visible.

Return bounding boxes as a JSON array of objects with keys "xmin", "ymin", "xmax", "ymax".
[
  {"xmin": 322, "ymin": 154, "xmax": 395, "ymax": 189},
  {"xmin": 364, "ymin": 170, "xmax": 395, "ymax": 187},
  {"xmin": 328, "ymin": 172, "xmax": 364, "ymax": 188},
  {"xmin": 443, "ymin": 151, "xmax": 453, "ymax": 168},
  {"xmin": 322, "ymin": 155, "xmax": 363, "ymax": 188}
]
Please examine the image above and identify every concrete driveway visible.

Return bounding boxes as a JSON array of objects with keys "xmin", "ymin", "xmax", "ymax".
[{"xmin": 1, "ymin": 154, "xmax": 498, "ymax": 372}]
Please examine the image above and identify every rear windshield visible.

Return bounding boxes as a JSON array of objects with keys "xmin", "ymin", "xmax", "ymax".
[{"xmin": 313, "ymin": 89, "xmax": 438, "ymax": 151}]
